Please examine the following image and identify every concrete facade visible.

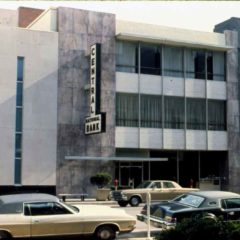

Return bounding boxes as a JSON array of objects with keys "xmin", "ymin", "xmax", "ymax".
[
  {"xmin": 0, "ymin": 26, "xmax": 58, "ymax": 187},
  {"xmin": 215, "ymin": 20, "xmax": 240, "ymax": 192},
  {"xmin": 56, "ymin": 8, "xmax": 116, "ymax": 195}
]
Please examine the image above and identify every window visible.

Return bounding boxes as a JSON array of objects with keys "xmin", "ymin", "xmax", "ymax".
[
  {"xmin": 208, "ymin": 100, "xmax": 226, "ymax": 130},
  {"xmin": 164, "ymin": 46, "xmax": 183, "ymax": 77},
  {"xmin": 25, "ymin": 202, "xmax": 71, "ymax": 216},
  {"xmin": 212, "ymin": 52, "xmax": 225, "ymax": 81},
  {"xmin": 140, "ymin": 95, "xmax": 162, "ymax": 128},
  {"xmin": 15, "ymin": 57, "xmax": 24, "ymax": 184},
  {"xmin": 222, "ymin": 199, "xmax": 240, "ymax": 209},
  {"xmin": 187, "ymin": 98, "xmax": 206, "ymax": 130},
  {"xmin": 140, "ymin": 44, "xmax": 161, "ymax": 75},
  {"xmin": 164, "ymin": 96, "xmax": 184, "ymax": 129},
  {"xmin": 162, "ymin": 181, "xmax": 175, "ymax": 188},
  {"xmin": 116, "ymin": 41, "xmax": 138, "ymax": 73},
  {"xmin": 116, "ymin": 93, "xmax": 139, "ymax": 127},
  {"xmin": 186, "ymin": 49, "xmax": 225, "ymax": 81}
]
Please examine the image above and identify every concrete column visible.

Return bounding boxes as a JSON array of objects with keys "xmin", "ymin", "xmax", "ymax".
[{"xmin": 225, "ymin": 30, "xmax": 240, "ymax": 192}]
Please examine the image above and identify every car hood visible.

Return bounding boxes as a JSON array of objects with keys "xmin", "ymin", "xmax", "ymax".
[{"xmin": 72, "ymin": 204, "xmax": 135, "ymax": 219}]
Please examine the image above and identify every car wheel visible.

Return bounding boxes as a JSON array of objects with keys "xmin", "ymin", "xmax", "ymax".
[
  {"xmin": 202, "ymin": 213, "xmax": 217, "ymax": 222},
  {"xmin": 129, "ymin": 196, "xmax": 141, "ymax": 207},
  {"xmin": 118, "ymin": 200, "xmax": 128, "ymax": 207},
  {"xmin": 0, "ymin": 231, "xmax": 11, "ymax": 239},
  {"xmin": 95, "ymin": 225, "xmax": 116, "ymax": 240}
]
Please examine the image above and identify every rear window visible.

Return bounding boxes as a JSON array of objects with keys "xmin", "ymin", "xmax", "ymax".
[
  {"xmin": 173, "ymin": 194, "xmax": 204, "ymax": 208},
  {"xmin": 0, "ymin": 203, "xmax": 23, "ymax": 214}
]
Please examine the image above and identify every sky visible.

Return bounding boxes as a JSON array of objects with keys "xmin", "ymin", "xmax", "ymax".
[{"xmin": 1, "ymin": 1, "xmax": 240, "ymax": 32}]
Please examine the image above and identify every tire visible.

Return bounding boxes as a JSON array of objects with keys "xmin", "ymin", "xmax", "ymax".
[
  {"xmin": 129, "ymin": 196, "xmax": 141, "ymax": 207},
  {"xmin": 202, "ymin": 213, "xmax": 217, "ymax": 222},
  {"xmin": 0, "ymin": 231, "xmax": 11, "ymax": 239},
  {"xmin": 118, "ymin": 200, "xmax": 128, "ymax": 207},
  {"xmin": 95, "ymin": 225, "xmax": 116, "ymax": 240}
]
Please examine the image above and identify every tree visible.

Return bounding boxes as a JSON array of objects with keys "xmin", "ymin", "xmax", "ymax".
[{"xmin": 90, "ymin": 172, "xmax": 112, "ymax": 189}]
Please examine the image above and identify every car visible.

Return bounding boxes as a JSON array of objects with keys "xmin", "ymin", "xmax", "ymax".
[
  {"xmin": 0, "ymin": 193, "xmax": 136, "ymax": 240},
  {"xmin": 137, "ymin": 191, "xmax": 240, "ymax": 229},
  {"xmin": 109, "ymin": 180, "xmax": 198, "ymax": 207}
]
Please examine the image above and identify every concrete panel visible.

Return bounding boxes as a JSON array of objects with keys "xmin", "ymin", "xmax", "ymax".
[
  {"xmin": 0, "ymin": 9, "xmax": 17, "ymax": 27},
  {"xmin": 0, "ymin": 124, "xmax": 15, "ymax": 185},
  {"xmin": 163, "ymin": 77, "xmax": 184, "ymax": 96},
  {"xmin": 186, "ymin": 130, "xmax": 207, "ymax": 150},
  {"xmin": 140, "ymin": 128, "xmax": 162, "ymax": 149},
  {"xmin": 140, "ymin": 74, "xmax": 162, "ymax": 94},
  {"xmin": 208, "ymin": 131, "xmax": 227, "ymax": 150},
  {"xmin": 116, "ymin": 20, "xmax": 227, "ymax": 50},
  {"xmin": 115, "ymin": 127, "xmax": 138, "ymax": 148},
  {"xmin": 207, "ymin": 81, "xmax": 226, "ymax": 100},
  {"xmin": 22, "ymin": 129, "xmax": 57, "ymax": 185},
  {"xmin": 116, "ymin": 72, "xmax": 138, "ymax": 93},
  {"xmin": 186, "ymin": 79, "xmax": 205, "ymax": 98},
  {"xmin": 164, "ymin": 129, "xmax": 185, "ymax": 149}
]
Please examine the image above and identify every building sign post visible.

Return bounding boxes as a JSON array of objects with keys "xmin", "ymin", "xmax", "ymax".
[{"xmin": 85, "ymin": 43, "xmax": 106, "ymax": 135}]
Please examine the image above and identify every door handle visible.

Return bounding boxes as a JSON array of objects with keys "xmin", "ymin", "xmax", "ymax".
[{"xmin": 33, "ymin": 220, "xmax": 40, "ymax": 223}]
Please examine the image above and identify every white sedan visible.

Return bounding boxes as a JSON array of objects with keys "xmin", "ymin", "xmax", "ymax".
[{"xmin": 0, "ymin": 193, "xmax": 136, "ymax": 240}]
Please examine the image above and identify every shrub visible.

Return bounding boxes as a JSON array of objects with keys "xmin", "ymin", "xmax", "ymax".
[
  {"xmin": 90, "ymin": 172, "xmax": 112, "ymax": 189},
  {"xmin": 156, "ymin": 215, "xmax": 240, "ymax": 240}
]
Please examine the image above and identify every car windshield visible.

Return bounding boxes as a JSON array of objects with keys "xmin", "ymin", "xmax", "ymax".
[
  {"xmin": 173, "ymin": 194, "xmax": 205, "ymax": 208},
  {"xmin": 63, "ymin": 202, "xmax": 79, "ymax": 213},
  {"xmin": 136, "ymin": 181, "xmax": 152, "ymax": 188}
]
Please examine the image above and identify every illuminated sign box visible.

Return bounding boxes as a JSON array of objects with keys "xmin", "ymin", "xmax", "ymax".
[{"xmin": 85, "ymin": 43, "xmax": 106, "ymax": 135}]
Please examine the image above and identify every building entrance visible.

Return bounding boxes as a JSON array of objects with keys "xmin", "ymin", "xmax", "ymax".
[{"xmin": 119, "ymin": 163, "xmax": 143, "ymax": 188}]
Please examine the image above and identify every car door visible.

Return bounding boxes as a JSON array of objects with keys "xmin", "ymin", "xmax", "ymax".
[
  {"xmin": 149, "ymin": 182, "xmax": 161, "ymax": 200},
  {"xmin": 25, "ymin": 202, "xmax": 83, "ymax": 237},
  {"xmin": 152, "ymin": 181, "xmax": 177, "ymax": 200},
  {"xmin": 221, "ymin": 198, "xmax": 240, "ymax": 221}
]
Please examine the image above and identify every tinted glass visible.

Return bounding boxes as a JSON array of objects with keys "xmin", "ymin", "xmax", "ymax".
[{"xmin": 173, "ymin": 194, "xmax": 205, "ymax": 208}]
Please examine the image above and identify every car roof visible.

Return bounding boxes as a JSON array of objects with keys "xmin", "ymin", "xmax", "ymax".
[
  {"xmin": 189, "ymin": 191, "xmax": 240, "ymax": 199},
  {"xmin": 0, "ymin": 193, "xmax": 58, "ymax": 204}
]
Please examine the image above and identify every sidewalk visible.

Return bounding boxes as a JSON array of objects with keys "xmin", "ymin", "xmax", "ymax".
[{"xmin": 64, "ymin": 198, "xmax": 117, "ymax": 205}]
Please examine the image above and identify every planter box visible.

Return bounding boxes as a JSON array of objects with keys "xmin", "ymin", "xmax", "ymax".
[{"xmin": 96, "ymin": 188, "xmax": 111, "ymax": 201}]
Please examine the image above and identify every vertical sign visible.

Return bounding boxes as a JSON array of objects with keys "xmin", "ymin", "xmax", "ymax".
[{"xmin": 85, "ymin": 43, "xmax": 106, "ymax": 135}]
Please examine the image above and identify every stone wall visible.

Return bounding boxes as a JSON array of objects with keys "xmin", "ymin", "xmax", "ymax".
[{"xmin": 56, "ymin": 8, "xmax": 116, "ymax": 196}]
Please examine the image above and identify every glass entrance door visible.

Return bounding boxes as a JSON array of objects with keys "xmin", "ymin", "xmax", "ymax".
[{"xmin": 119, "ymin": 162, "xmax": 143, "ymax": 188}]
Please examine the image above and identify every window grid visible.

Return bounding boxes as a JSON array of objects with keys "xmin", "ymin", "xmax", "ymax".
[
  {"xmin": 116, "ymin": 93, "xmax": 226, "ymax": 131},
  {"xmin": 15, "ymin": 57, "xmax": 24, "ymax": 184},
  {"xmin": 116, "ymin": 41, "xmax": 226, "ymax": 81}
]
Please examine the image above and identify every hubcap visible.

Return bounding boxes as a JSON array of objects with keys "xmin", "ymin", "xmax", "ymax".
[{"xmin": 100, "ymin": 229, "xmax": 111, "ymax": 239}]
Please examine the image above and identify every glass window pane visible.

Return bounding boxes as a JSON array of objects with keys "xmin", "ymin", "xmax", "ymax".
[
  {"xmin": 116, "ymin": 41, "xmax": 138, "ymax": 73},
  {"xmin": 17, "ymin": 57, "xmax": 24, "ymax": 82},
  {"xmin": 186, "ymin": 49, "xmax": 205, "ymax": 79},
  {"xmin": 164, "ymin": 96, "xmax": 184, "ymax": 129},
  {"xmin": 213, "ymin": 52, "xmax": 225, "ymax": 81},
  {"xmin": 140, "ymin": 95, "xmax": 161, "ymax": 128},
  {"xmin": 16, "ymin": 82, "xmax": 23, "ymax": 107},
  {"xmin": 16, "ymin": 108, "xmax": 22, "ymax": 132},
  {"xmin": 14, "ymin": 158, "xmax": 21, "ymax": 184},
  {"xmin": 140, "ymin": 44, "xmax": 161, "ymax": 75},
  {"xmin": 187, "ymin": 98, "xmax": 206, "ymax": 130},
  {"xmin": 15, "ymin": 133, "xmax": 22, "ymax": 158},
  {"xmin": 116, "ymin": 93, "xmax": 139, "ymax": 127},
  {"xmin": 208, "ymin": 100, "xmax": 226, "ymax": 130},
  {"xmin": 164, "ymin": 46, "xmax": 183, "ymax": 77}
]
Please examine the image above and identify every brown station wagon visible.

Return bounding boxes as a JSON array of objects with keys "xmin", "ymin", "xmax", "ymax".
[
  {"xmin": 110, "ymin": 180, "xmax": 198, "ymax": 207},
  {"xmin": 0, "ymin": 193, "xmax": 136, "ymax": 240}
]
